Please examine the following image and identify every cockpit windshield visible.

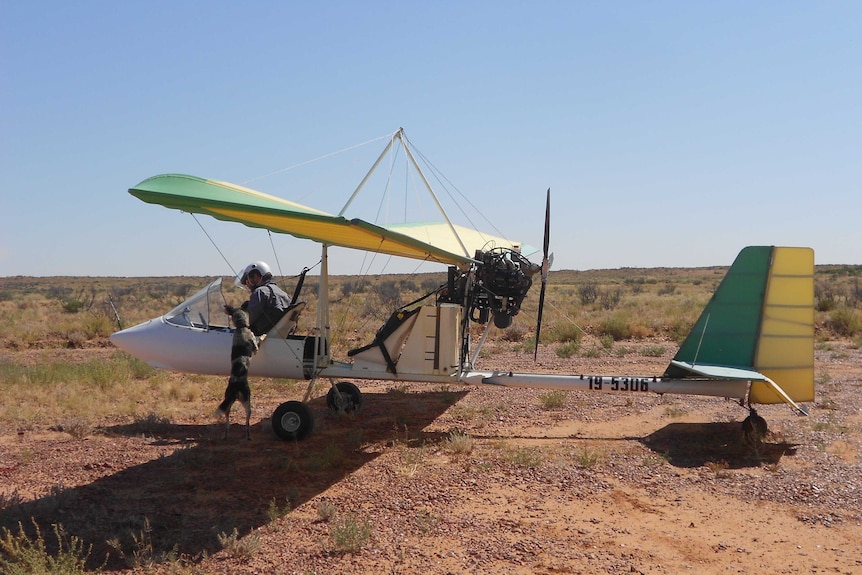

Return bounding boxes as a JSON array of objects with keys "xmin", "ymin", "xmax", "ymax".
[{"xmin": 164, "ymin": 278, "xmax": 228, "ymax": 329}]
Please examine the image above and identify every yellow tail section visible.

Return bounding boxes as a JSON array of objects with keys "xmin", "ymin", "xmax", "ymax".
[{"xmin": 750, "ymin": 247, "xmax": 815, "ymax": 404}]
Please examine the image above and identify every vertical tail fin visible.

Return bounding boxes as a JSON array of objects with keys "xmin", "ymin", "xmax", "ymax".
[{"xmin": 665, "ymin": 246, "xmax": 814, "ymax": 406}]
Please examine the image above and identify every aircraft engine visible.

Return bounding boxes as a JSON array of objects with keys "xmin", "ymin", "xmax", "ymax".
[{"xmin": 469, "ymin": 248, "xmax": 539, "ymax": 329}]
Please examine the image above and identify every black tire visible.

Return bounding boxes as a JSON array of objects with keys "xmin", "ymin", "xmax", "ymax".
[
  {"xmin": 272, "ymin": 400, "xmax": 314, "ymax": 440},
  {"xmin": 326, "ymin": 381, "xmax": 363, "ymax": 413}
]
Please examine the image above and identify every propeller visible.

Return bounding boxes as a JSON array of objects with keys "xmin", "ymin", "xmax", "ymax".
[{"xmin": 534, "ymin": 188, "xmax": 551, "ymax": 362}]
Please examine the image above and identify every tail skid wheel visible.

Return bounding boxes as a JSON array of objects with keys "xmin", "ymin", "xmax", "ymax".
[
  {"xmin": 327, "ymin": 381, "xmax": 362, "ymax": 413},
  {"xmin": 272, "ymin": 400, "xmax": 313, "ymax": 440}
]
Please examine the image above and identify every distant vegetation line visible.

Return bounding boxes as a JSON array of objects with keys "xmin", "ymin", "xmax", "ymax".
[{"xmin": 1, "ymin": 265, "xmax": 859, "ymax": 357}]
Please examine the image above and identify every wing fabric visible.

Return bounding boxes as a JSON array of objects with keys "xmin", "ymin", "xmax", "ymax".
[{"xmin": 129, "ymin": 174, "xmax": 522, "ymax": 266}]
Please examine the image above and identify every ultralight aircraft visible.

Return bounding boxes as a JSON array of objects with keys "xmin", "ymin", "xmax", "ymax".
[{"xmin": 110, "ymin": 129, "xmax": 815, "ymax": 441}]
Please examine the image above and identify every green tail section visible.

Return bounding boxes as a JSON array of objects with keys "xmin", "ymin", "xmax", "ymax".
[{"xmin": 664, "ymin": 246, "xmax": 815, "ymax": 405}]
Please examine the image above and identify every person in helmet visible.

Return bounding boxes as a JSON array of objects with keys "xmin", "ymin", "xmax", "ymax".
[{"xmin": 235, "ymin": 261, "xmax": 292, "ymax": 336}]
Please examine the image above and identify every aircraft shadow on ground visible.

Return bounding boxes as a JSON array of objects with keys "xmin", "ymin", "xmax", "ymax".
[
  {"xmin": 469, "ymin": 421, "xmax": 797, "ymax": 470},
  {"xmin": 640, "ymin": 421, "xmax": 799, "ymax": 469},
  {"xmin": 0, "ymin": 389, "xmax": 467, "ymax": 571}
]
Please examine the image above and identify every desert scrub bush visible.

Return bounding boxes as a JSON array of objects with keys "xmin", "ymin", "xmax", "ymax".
[
  {"xmin": 316, "ymin": 500, "xmax": 338, "ymax": 522},
  {"xmin": 55, "ymin": 417, "xmax": 92, "ymax": 439},
  {"xmin": 827, "ymin": 306, "xmax": 861, "ymax": 337},
  {"xmin": 0, "ymin": 520, "xmax": 101, "ymax": 575},
  {"xmin": 329, "ymin": 513, "xmax": 372, "ymax": 552},
  {"xmin": 582, "ymin": 346, "xmax": 602, "ymax": 358},
  {"xmin": 548, "ymin": 321, "xmax": 582, "ymax": 344},
  {"xmin": 539, "ymin": 390, "xmax": 567, "ymax": 409},
  {"xmin": 597, "ymin": 313, "xmax": 631, "ymax": 341},
  {"xmin": 664, "ymin": 315, "xmax": 695, "ymax": 344},
  {"xmin": 815, "ymin": 281, "xmax": 838, "ymax": 312},
  {"xmin": 500, "ymin": 323, "xmax": 528, "ymax": 342},
  {"xmin": 520, "ymin": 336, "xmax": 537, "ymax": 354},
  {"xmin": 397, "ymin": 442, "xmax": 429, "ymax": 471},
  {"xmin": 625, "ymin": 277, "xmax": 645, "ymax": 294},
  {"xmin": 575, "ymin": 446, "xmax": 602, "ymax": 469},
  {"xmin": 217, "ymin": 528, "xmax": 261, "ymax": 559},
  {"xmin": 267, "ymin": 497, "xmax": 292, "ymax": 522},
  {"xmin": 128, "ymin": 413, "xmax": 171, "ymax": 435},
  {"xmin": 578, "ymin": 283, "xmax": 599, "ymax": 305},
  {"xmin": 599, "ymin": 288, "xmax": 622, "ymax": 310},
  {"xmin": 107, "ymin": 517, "xmax": 185, "ymax": 569},
  {"xmin": 555, "ymin": 341, "xmax": 579, "ymax": 358},
  {"xmin": 503, "ymin": 445, "xmax": 543, "ymax": 468},
  {"xmin": 443, "ymin": 429, "xmax": 474, "ymax": 455},
  {"xmin": 599, "ymin": 334, "xmax": 614, "ymax": 350},
  {"xmin": 641, "ymin": 345, "xmax": 667, "ymax": 357}
]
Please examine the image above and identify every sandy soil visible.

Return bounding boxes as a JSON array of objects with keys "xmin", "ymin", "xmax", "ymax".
[{"xmin": 1, "ymin": 341, "xmax": 860, "ymax": 574}]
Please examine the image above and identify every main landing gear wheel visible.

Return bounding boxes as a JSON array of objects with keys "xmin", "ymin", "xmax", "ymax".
[
  {"xmin": 327, "ymin": 381, "xmax": 362, "ymax": 413},
  {"xmin": 272, "ymin": 401, "xmax": 314, "ymax": 440}
]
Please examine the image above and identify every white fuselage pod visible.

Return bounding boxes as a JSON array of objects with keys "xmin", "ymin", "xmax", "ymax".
[{"xmin": 110, "ymin": 316, "xmax": 307, "ymax": 378}]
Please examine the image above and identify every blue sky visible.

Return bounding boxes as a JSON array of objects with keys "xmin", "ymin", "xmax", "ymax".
[{"xmin": 2, "ymin": 1, "xmax": 859, "ymax": 278}]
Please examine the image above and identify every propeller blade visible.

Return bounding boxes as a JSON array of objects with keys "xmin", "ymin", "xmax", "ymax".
[
  {"xmin": 543, "ymin": 188, "xmax": 550, "ymax": 258},
  {"xmin": 534, "ymin": 281, "xmax": 547, "ymax": 361},
  {"xmin": 534, "ymin": 188, "xmax": 550, "ymax": 361}
]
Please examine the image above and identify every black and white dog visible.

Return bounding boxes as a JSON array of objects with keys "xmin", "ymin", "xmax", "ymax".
[{"xmin": 216, "ymin": 306, "xmax": 259, "ymax": 439}]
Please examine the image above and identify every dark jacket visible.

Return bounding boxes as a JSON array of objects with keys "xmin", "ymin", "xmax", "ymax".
[{"xmin": 247, "ymin": 278, "xmax": 292, "ymax": 336}]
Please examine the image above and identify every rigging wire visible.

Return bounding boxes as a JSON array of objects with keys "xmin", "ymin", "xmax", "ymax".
[
  {"xmin": 190, "ymin": 212, "xmax": 318, "ymax": 295},
  {"xmin": 240, "ymin": 132, "xmax": 393, "ymax": 186},
  {"xmin": 408, "ymin": 142, "xmax": 511, "ymax": 243},
  {"xmin": 191, "ymin": 213, "xmax": 239, "ymax": 278},
  {"xmin": 267, "ymin": 230, "xmax": 284, "ymax": 280}
]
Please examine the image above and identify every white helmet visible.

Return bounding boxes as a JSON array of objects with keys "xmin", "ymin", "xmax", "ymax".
[{"xmin": 236, "ymin": 261, "xmax": 272, "ymax": 288}]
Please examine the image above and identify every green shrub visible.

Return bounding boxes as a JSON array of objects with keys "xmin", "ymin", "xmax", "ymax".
[
  {"xmin": 641, "ymin": 345, "xmax": 667, "ymax": 357},
  {"xmin": 267, "ymin": 497, "xmax": 292, "ymax": 522},
  {"xmin": 599, "ymin": 335, "xmax": 614, "ymax": 350},
  {"xmin": 549, "ymin": 322, "xmax": 582, "ymax": 344},
  {"xmin": 575, "ymin": 447, "xmax": 601, "ymax": 469},
  {"xmin": 555, "ymin": 341, "xmax": 579, "ymax": 358},
  {"xmin": 597, "ymin": 313, "xmax": 631, "ymax": 341},
  {"xmin": 828, "ymin": 306, "xmax": 861, "ymax": 337},
  {"xmin": 330, "ymin": 513, "xmax": 372, "ymax": 552},
  {"xmin": 61, "ymin": 300, "xmax": 84, "ymax": 314},
  {"xmin": 0, "ymin": 520, "xmax": 99, "ymax": 575},
  {"xmin": 509, "ymin": 447, "xmax": 543, "ymax": 468}
]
